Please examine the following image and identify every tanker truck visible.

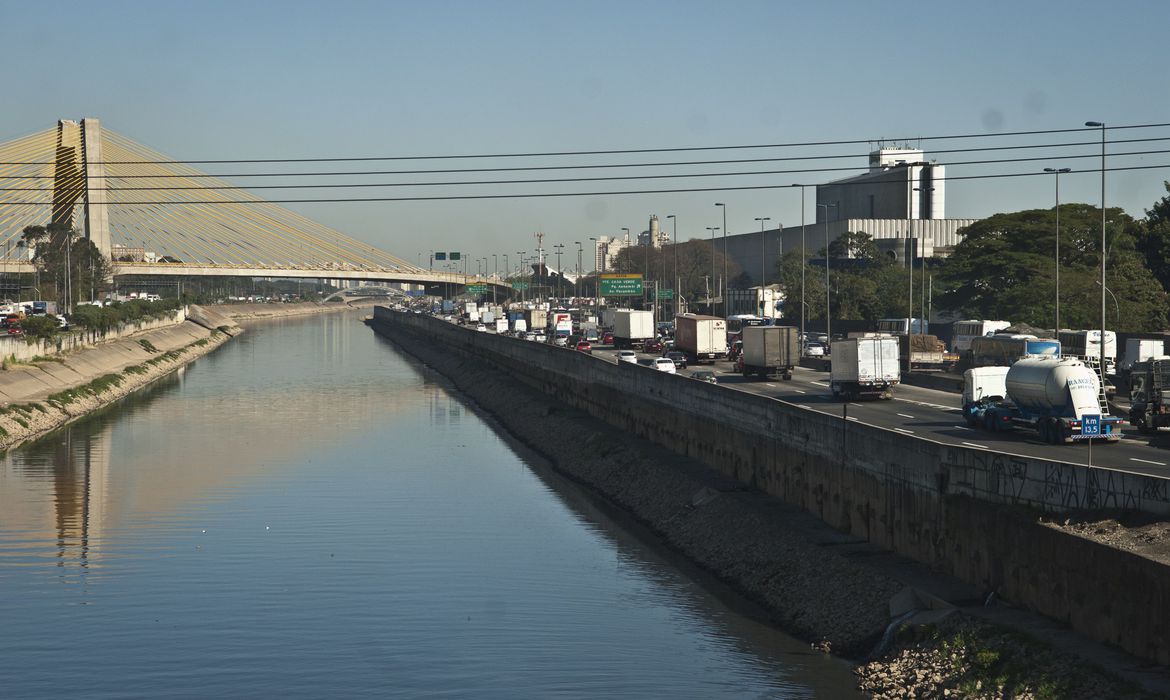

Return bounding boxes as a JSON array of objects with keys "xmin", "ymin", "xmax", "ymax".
[{"xmin": 962, "ymin": 357, "xmax": 1122, "ymax": 444}]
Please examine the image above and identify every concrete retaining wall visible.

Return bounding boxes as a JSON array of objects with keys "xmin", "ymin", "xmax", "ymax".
[
  {"xmin": 374, "ymin": 308, "xmax": 1170, "ymax": 665},
  {"xmin": 0, "ymin": 309, "xmax": 187, "ymax": 362}
]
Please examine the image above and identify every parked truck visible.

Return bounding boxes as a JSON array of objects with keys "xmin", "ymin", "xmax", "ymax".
[
  {"xmin": 674, "ymin": 314, "xmax": 728, "ymax": 364},
  {"xmin": 829, "ymin": 337, "xmax": 900, "ymax": 399},
  {"xmin": 1127, "ymin": 356, "xmax": 1170, "ymax": 433},
  {"xmin": 613, "ymin": 309, "xmax": 655, "ymax": 349},
  {"xmin": 740, "ymin": 325, "xmax": 798, "ymax": 379},
  {"xmin": 962, "ymin": 357, "xmax": 1121, "ymax": 443}
]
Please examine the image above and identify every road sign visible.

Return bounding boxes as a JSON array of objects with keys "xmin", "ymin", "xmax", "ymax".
[
  {"xmin": 511, "ymin": 281, "xmax": 530, "ymax": 290},
  {"xmin": 600, "ymin": 274, "xmax": 643, "ymax": 296},
  {"xmin": 464, "ymin": 284, "xmax": 487, "ymax": 294},
  {"xmin": 657, "ymin": 288, "xmax": 674, "ymax": 300},
  {"xmin": 434, "ymin": 252, "xmax": 447, "ymax": 261},
  {"xmin": 1081, "ymin": 414, "xmax": 1101, "ymax": 437},
  {"xmin": 450, "ymin": 252, "xmax": 461, "ymax": 261}
]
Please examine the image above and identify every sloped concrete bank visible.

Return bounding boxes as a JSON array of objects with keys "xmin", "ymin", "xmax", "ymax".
[{"xmin": 369, "ymin": 312, "xmax": 1169, "ymax": 699}]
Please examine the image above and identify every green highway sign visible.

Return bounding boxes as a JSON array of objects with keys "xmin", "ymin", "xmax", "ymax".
[
  {"xmin": 657, "ymin": 289, "xmax": 674, "ymax": 300},
  {"xmin": 464, "ymin": 284, "xmax": 487, "ymax": 294},
  {"xmin": 450, "ymin": 252, "xmax": 461, "ymax": 261},
  {"xmin": 599, "ymin": 274, "xmax": 643, "ymax": 296},
  {"xmin": 511, "ymin": 281, "xmax": 530, "ymax": 290}
]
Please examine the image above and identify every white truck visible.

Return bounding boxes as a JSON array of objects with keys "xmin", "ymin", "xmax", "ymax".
[
  {"xmin": 962, "ymin": 357, "xmax": 1122, "ymax": 443},
  {"xmin": 739, "ymin": 325, "xmax": 798, "ymax": 379},
  {"xmin": 674, "ymin": 314, "xmax": 728, "ymax": 364},
  {"xmin": 613, "ymin": 310, "xmax": 654, "ymax": 350},
  {"xmin": 494, "ymin": 318, "xmax": 509, "ymax": 334},
  {"xmin": 829, "ymin": 337, "xmax": 900, "ymax": 400}
]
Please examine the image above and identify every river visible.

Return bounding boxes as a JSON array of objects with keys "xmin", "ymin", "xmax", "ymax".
[{"xmin": 0, "ymin": 310, "xmax": 860, "ymax": 698}]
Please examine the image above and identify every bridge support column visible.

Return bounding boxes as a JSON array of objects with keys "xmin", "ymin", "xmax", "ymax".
[{"xmin": 54, "ymin": 119, "xmax": 111, "ymax": 260}]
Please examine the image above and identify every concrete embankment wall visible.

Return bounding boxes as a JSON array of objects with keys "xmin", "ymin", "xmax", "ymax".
[
  {"xmin": 374, "ymin": 308, "xmax": 1170, "ymax": 666},
  {"xmin": 0, "ymin": 309, "xmax": 189, "ymax": 362}
]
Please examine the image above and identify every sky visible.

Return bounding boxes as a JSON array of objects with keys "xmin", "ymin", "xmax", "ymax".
[{"xmin": 2, "ymin": 0, "xmax": 1168, "ymax": 272}]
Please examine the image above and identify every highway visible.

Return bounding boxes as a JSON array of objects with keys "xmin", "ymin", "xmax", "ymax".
[{"xmin": 601, "ymin": 346, "xmax": 1170, "ymax": 479}]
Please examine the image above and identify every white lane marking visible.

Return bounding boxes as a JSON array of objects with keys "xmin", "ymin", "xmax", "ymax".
[
  {"xmin": 953, "ymin": 425, "xmax": 974, "ymax": 431},
  {"xmin": 795, "ymin": 389, "xmax": 807, "ymax": 394},
  {"xmin": 961, "ymin": 441, "xmax": 988, "ymax": 449},
  {"xmin": 894, "ymin": 428, "xmax": 914, "ymax": 434},
  {"xmin": 897, "ymin": 413, "xmax": 915, "ymax": 419},
  {"xmin": 1130, "ymin": 457, "xmax": 1167, "ymax": 467},
  {"xmin": 811, "ymin": 381, "xmax": 828, "ymax": 386},
  {"xmin": 846, "ymin": 416, "xmax": 859, "ymax": 422},
  {"xmin": 798, "ymin": 404, "xmax": 813, "ymax": 409}
]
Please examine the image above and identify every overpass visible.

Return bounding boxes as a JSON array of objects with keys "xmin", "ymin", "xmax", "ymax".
[{"xmin": 0, "ymin": 118, "xmax": 508, "ymax": 294}]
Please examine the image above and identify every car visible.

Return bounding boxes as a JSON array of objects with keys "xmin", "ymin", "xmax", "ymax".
[
  {"xmin": 644, "ymin": 339, "xmax": 663, "ymax": 353},
  {"xmin": 664, "ymin": 351, "xmax": 688, "ymax": 369},
  {"xmin": 584, "ymin": 330, "xmax": 599, "ymax": 343},
  {"xmin": 652, "ymin": 357, "xmax": 677, "ymax": 374},
  {"xmin": 692, "ymin": 370, "xmax": 718, "ymax": 384},
  {"xmin": 602, "ymin": 332, "xmax": 614, "ymax": 345},
  {"xmin": 803, "ymin": 341, "xmax": 826, "ymax": 357},
  {"xmin": 728, "ymin": 340, "xmax": 743, "ymax": 361},
  {"xmin": 575, "ymin": 340, "xmax": 592, "ymax": 354},
  {"xmin": 618, "ymin": 349, "xmax": 638, "ymax": 364},
  {"xmin": 554, "ymin": 336, "xmax": 569, "ymax": 347},
  {"xmin": 530, "ymin": 333, "xmax": 546, "ymax": 343},
  {"xmin": 476, "ymin": 324, "xmax": 488, "ymax": 332},
  {"xmin": 515, "ymin": 331, "xmax": 528, "ymax": 340}
]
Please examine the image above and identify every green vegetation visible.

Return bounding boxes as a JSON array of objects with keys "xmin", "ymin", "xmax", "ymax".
[
  {"xmin": 28, "ymin": 355, "xmax": 64, "ymax": 364},
  {"xmin": 11, "ymin": 416, "xmax": 27, "ymax": 429},
  {"xmin": 20, "ymin": 316, "xmax": 60, "ymax": 340},
  {"xmin": 47, "ymin": 373, "xmax": 124, "ymax": 407},
  {"xmin": 138, "ymin": 338, "xmax": 160, "ymax": 353},
  {"xmin": 20, "ymin": 223, "xmax": 112, "ymax": 308},
  {"xmin": 124, "ymin": 364, "xmax": 149, "ymax": 375}
]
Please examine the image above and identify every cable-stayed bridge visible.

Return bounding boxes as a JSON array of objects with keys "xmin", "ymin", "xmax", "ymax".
[{"xmin": 0, "ymin": 119, "xmax": 488, "ymax": 292}]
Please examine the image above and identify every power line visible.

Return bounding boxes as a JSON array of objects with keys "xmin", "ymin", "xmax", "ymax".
[
  {"xmin": 1, "ymin": 121, "xmax": 1168, "ymax": 166},
  {"xmin": 2, "ymin": 162, "xmax": 1167, "ymax": 205}
]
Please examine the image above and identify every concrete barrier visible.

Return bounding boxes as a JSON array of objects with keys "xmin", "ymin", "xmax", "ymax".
[{"xmin": 372, "ymin": 308, "xmax": 1170, "ymax": 666}]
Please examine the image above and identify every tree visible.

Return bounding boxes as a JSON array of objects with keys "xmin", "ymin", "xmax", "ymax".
[
  {"xmin": 1135, "ymin": 181, "xmax": 1170, "ymax": 292},
  {"xmin": 776, "ymin": 249, "xmax": 826, "ymax": 321},
  {"xmin": 610, "ymin": 240, "xmax": 741, "ymax": 312},
  {"xmin": 20, "ymin": 224, "xmax": 112, "ymax": 306},
  {"xmin": 936, "ymin": 206, "xmax": 1167, "ymax": 331}
]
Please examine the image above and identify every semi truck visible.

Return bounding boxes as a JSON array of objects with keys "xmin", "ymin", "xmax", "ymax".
[
  {"xmin": 674, "ymin": 314, "xmax": 728, "ymax": 364},
  {"xmin": 739, "ymin": 325, "xmax": 798, "ymax": 379},
  {"xmin": 969, "ymin": 334, "xmax": 1060, "ymax": 367},
  {"xmin": 612, "ymin": 309, "xmax": 654, "ymax": 349},
  {"xmin": 829, "ymin": 337, "xmax": 900, "ymax": 400},
  {"xmin": 962, "ymin": 357, "xmax": 1121, "ymax": 443},
  {"xmin": 1127, "ymin": 357, "xmax": 1170, "ymax": 433}
]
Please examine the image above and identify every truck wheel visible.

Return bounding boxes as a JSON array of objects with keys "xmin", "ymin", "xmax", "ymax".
[{"xmin": 1038, "ymin": 420, "xmax": 1051, "ymax": 444}]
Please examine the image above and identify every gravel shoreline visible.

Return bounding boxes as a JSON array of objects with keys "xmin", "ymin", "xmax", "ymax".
[{"xmin": 374, "ymin": 317, "xmax": 1168, "ymax": 699}]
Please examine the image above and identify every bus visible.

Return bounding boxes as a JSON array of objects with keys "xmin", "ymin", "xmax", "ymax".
[
  {"xmin": 951, "ymin": 320, "xmax": 1012, "ymax": 354},
  {"xmin": 1057, "ymin": 330, "xmax": 1117, "ymax": 374},
  {"xmin": 970, "ymin": 335, "xmax": 1060, "ymax": 367},
  {"xmin": 875, "ymin": 318, "xmax": 929, "ymax": 336},
  {"xmin": 726, "ymin": 314, "xmax": 769, "ymax": 338}
]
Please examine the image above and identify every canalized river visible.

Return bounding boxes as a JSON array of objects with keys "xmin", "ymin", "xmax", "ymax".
[{"xmin": 0, "ymin": 310, "xmax": 860, "ymax": 698}]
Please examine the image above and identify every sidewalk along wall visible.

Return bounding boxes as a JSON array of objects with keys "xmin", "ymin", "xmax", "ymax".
[
  {"xmin": 0, "ymin": 308, "xmax": 187, "ymax": 363},
  {"xmin": 372, "ymin": 307, "xmax": 1170, "ymax": 665}
]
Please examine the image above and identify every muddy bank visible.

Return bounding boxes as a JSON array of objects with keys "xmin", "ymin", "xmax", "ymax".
[{"xmin": 372, "ymin": 318, "xmax": 1167, "ymax": 699}]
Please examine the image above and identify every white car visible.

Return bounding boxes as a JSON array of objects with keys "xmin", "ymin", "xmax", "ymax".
[
  {"xmin": 476, "ymin": 324, "xmax": 488, "ymax": 332},
  {"xmin": 554, "ymin": 336, "xmax": 569, "ymax": 347},
  {"xmin": 618, "ymin": 349, "xmax": 638, "ymax": 365},
  {"xmin": 652, "ymin": 357, "xmax": 677, "ymax": 374}
]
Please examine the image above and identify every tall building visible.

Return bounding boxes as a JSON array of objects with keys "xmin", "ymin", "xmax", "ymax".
[
  {"xmin": 593, "ymin": 231, "xmax": 631, "ymax": 272},
  {"xmin": 816, "ymin": 148, "xmax": 945, "ymax": 222}
]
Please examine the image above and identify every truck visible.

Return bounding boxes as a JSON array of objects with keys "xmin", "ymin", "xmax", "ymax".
[
  {"xmin": 829, "ymin": 337, "xmax": 900, "ymax": 399},
  {"xmin": 510, "ymin": 318, "xmax": 528, "ymax": 334},
  {"xmin": 674, "ymin": 314, "xmax": 728, "ymax": 364},
  {"xmin": 549, "ymin": 311, "xmax": 573, "ymax": 338},
  {"xmin": 612, "ymin": 309, "xmax": 654, "ymax": 349},
  {"xmin": 495, "ymin": 318, "xmax": 509, "ymax": 334},
  {"xmin": 739, "ymin": 325, "xmax": 798, "ymax": 379},
  {"xmin": 1127, "ymin": 356, "xmax": 1170, "ymax": 433},
  {"xmin": 962, "ymin": 356, "xmax": 1122, "ymax": 444},
  {"xmin": 970, "ymin": 334, "xmax": 1060, "ymax": 367},
  {"xmin": 1119, "ymin": 338, "xmax": 1165, "ymax": 376},
  {"xmin": 899, "ymin": 333, "xmax": 953, "ymax": 371},
  {"xmin": 526, "ymin": 309, "xmax": 548, "ymax": 330}
]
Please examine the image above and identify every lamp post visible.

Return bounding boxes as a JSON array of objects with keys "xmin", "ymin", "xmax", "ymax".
[
  {"xmin": 715, "ymin": 203, "xmax": 727, "ymax": 316},
  {"xmin": 755, "ymin": 217, "xmax": 771, "ymax": 316},
  {"xmin": 706, "ymin": 226, "xmax": 720, "ymax": 312},
  {"xmin": 1086, "ymin": 120, "xmax": 1107, "ymax": 382},
  {"xmin": 913, "ymin": 186, "xmax": 934, "ymax": 336},
  {"xmin": 517, "ymin": 251, "xmax": 525, "ymax": 302},
  {"xmin": 574, "ymin": 241, "xmax": 582, "ymax": 297},
  {"xmin": 1043, "ymin": 167, "xmax": 1071, "ymax": 337},
  {"xmin": 791, "ymin": 184, "xmax": 807, "ymax": 347},
  {"xmin": 554, "ymin": 243, "xmax": 564, "ymax": 301},
  {"xmin": 666, "ymin": 214, "xmax": 677, "ymax": 315},
  {"xmin": 817, "ymin": 203, "xmax": 838, "ymax": 344}
]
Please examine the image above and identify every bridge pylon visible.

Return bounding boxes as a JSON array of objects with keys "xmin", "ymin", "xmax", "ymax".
[{"xmin": 54, "ymin": 118, "xmax": 111, "ymax": 259}]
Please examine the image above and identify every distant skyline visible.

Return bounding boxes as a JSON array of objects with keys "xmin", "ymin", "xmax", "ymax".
[{"xmin": 3, "ymin": 0, "xmax": 1168, "ymax": 270}]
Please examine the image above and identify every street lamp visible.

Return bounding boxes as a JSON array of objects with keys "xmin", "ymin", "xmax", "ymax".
[
  {"xmin": 666, "ymin": 214, "xmax": 677, "ymax": 315},
  {"xmin": 1044, "ymin": 167, "xmax": 1072, "ymax": 337},
  {"xmin": 1086, "ymin": 120, "xmax": 1107, "ymax": 383},
  {"xmin": 554, "ymin": 243, "xmax": 565, "ymax": 300},
  {"xmin": 706, "ymin": 226, "xmax": 720, "ymax": 312},
  {"xmin": 790, "ymin": 184, "xmax": 807, "ymax": 346},
  {"xmin": 817, "ymin": 202, "xmax": 838, "ymax": 344},
  {"xmin": 755, "ymin": 217, "xmax": 771, "ymax": 316},
  {"xmin": 913, "ymin": 185, "xmax": 934, "ymax": 336},
  {"xmin": 715, "ymin": 203, "xmax": 727, "ymax": 316},
  {"xmin": 517, "ymin": 251, "xmax": 525, "ymax": 302},
  {"xmin": 574, "ymin": 241, "xmax": 582, "ymax": 297}
]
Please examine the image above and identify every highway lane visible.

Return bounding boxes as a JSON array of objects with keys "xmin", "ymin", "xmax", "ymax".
[{"xmin": 599, "ymin": 347, "xmax": 1170, "ymax": 479}]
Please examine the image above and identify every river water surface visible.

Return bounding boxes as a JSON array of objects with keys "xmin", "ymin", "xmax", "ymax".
[{"xmin": 0, "ymin": 310, "xmax": 860, "ymax": 698}]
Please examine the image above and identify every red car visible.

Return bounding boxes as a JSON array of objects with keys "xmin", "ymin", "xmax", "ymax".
[
  {"xmin": 575, "ymin": 340, "xmax": 593, "ymax": 354},
  {"xmin": 644, "ymin": 339, "xmax": 663, "ymax": 353},
  {"xmin": 602, "ymin": 332, "xmax": 614, "ymax": 345}
]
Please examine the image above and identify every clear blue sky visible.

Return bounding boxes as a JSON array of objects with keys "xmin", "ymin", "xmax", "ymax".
[{"xmin": 3, "ymin": 0, "xmax": 1168, "ymax": 269}]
